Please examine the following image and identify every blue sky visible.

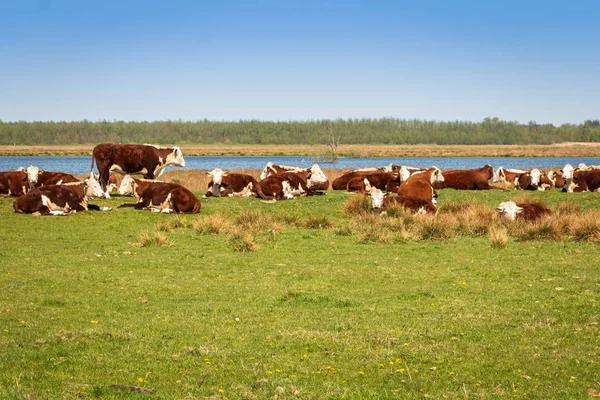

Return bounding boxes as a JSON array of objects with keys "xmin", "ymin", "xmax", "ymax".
[{"xmin": 1, "ymin": 0, "xmax": 599, "ymax": 124}]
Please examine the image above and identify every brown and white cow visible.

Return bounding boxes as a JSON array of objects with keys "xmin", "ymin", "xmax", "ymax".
[
  {"xmin": 547, "ymin": 170, "xmax": 566, "ymax": 191},
  {"xmin": 516, "ymin": 169, "xmax": 544, "ymax": 191},
  {"xmin": 346, "ymin": 171, "xmax": 402, "ymax": 193},
  {"xmin": 204, "ymin": 168, "xmax": 259, "ymax": 198},
  {"xmin": 496, "ymin": 201, "xmax": 551, "ymax": 221},
  {"xmin": 369, "ymin": 188, "xmax": 436, "ymax": 215},
  {"xmin": 0, "ymin": 169, "xmax": 28, "ymax": 197},
  {"xmin": 433, "ymin": 165, "xmax": 504, "ymax": 190},
  {"xmin": 13, "ymin": 173, "xmax": 110, "ymax": 215},
  {"xmin": 567, "ymin": 168, "xmax": 600, "ymax": 192},
  {"xmin": 495, "ymin": 167, "xmax": 527, "ymax": 187},
  {"xmin": 91, "ymin": 143, "xmax": 186, "ymax": 198},
  {"xmin": 397, "ymin": 167, "xmax": 444, "ymax": 204},
  {"xmin": 260, "ymin": 163, "xmax": 330, "ymax": 190},
  {"xmin": 332, "ymin": 165, "xmax": 413, "ymax": 191},
  {"xmin": 254, "ymin": 170, "xmax": 327, "ymax": 200},
  {"xmin": 118, "ymin": 175, "xmax": 200, "ymax": 213}
]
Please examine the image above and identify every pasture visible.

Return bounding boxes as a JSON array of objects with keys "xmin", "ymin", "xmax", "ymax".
[{"xmin": 0, "ymin": 182, "xmax": 598, "ymax": 399}]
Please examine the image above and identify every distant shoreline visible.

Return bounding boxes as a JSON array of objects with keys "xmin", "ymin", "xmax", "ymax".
[{"xmin": 0, "ymin": 143, "xmax": 599, "ymax": 158}]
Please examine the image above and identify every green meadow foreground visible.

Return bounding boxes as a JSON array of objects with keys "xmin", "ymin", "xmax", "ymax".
[{"xmin": 0, "ymin": 189, "xmax": 598, "ymax": 399}]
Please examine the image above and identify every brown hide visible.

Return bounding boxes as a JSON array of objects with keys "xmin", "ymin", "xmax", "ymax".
[
  {"xmin": 34, "ymin": 171, "xmax": 80, "ymax": 187},
  {"xmin": 255, "ymin": 171, "xmax": 322, "ymax": 200},
  {"xmin": 0, "ymin": 170, "xmax": 28, "ymax": 197},
  {"xmin": 346, "ymin": 172, "xmax": 400, "ymax": 193},
  {"xmin": 132, "ymin": 179, "xmax": 200, "ymax": 213},
  {"xmin": 571, "ymin": 169, "xmax": 600, "ymax": 192},
  {"xmin": 266, "ymin": 164, "xmax": 330, "ymax": 190},
  {"xmin": 433, "ymin": 165, "xmax": 502, "ymax": 190},
  {"xmin": 205, "ymin": 173, "xmax": 259, "ymax": 197},
  {"xmin": 13, "ymin": 182, "xmax": 88, "ymax": 214},
  {"xmin": 397, "ymin": 168, "xmax": 438, "ymax": 202},
  {"xmin": 384, "ymin": 195, "xmax": 436, "ymax": 214},
  {"xmin": 516, "ymin": 203, "xmax": 552, "ymax": 221}
]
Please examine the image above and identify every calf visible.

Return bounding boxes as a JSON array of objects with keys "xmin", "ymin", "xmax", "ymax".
[
  {"xmin": 255, "ymin": 171, "xmax": 326, "ymax": 200},
  {"xmin": 118, "ymin": 175, "xmax": 200, "ymax": 213},
  {"xmin": 204, "ymin": 168, "xmax": 259, "ymax": 198},
  {"xmin": 433, "ymin": 164, "xmax": 504, "ymax": 190},
  {"xmin": 397, "ymin": 167, "xmax": 444, "ymax": 204},
  {"xmin": 91, "ymin": 143, "xmax": 186, "ymax": 198},
  {"xmin": 370, "ymin": 188, "xmax": 436, "ymax": 215},
  {"xmin": 13, "ymin": 173, "xmax": 110, "ymax": 215},
  {"xmin": 0, "ymin": 169, "xmax": 28, "ymax": 197},
  {"xmin": 496, "ymin": 201, "xmax": 551, "ymax": 221},
  {"xmin": 567, "ymin": 168, "xmax": 600, "ymax": 192},
  {"xmin": 260, "ymin": 163, "xmax": 330, "ymax": 190}
]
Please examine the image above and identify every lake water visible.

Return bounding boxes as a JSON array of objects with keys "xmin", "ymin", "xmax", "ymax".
[{"xmin": 1, "ymin": 155, "xmax": 599, "ymax": 174}]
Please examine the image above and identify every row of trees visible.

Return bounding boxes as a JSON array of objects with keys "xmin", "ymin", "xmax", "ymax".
[{"xmin": 1, "ymin": 118, "xmax": 599, "ymax": 145}]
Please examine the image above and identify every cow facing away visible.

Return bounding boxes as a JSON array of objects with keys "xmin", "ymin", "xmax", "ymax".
[
  {"xmin": 118, "ymin": 175, "xmax": 200, "ymax": 213},
  {"xmin": 91, "ymin": 143, "xmax": 186, "ymax": 198},
  {"xmin": 434, "ymin": 165, "xmax": 504, "ymax": 190},
  {"xmin": 496, "ymin": 201, "xmax": 551, "ymax": 221},
  {"xmin": 204, "ymin": 168, "xmax": 259, "ymax": 198},
  {"xmin": 260, "ymin": 163, "xmax": 330, "ymax": 190},
  {"xmin": 0, "ymin": 169, "xmax": 28, "ymax": 197},
  {"xmin": 397, "ymin": 167, "xmax": 444, "ymax": 204},
  {"xmin": 369, "ymin": 188, "xmax": 436, "ymax": 215},
  {"xmin": 255, "ymin": 170, "xmax": 327, "ymax": 200},
  {"xmin": 13, "ymin": 173, "xmax": 111, "ymax": 216}
]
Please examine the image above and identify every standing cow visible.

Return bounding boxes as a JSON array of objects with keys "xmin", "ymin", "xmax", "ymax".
[{"xmin": 91, "ymin": 144, "xmax": 186, "ymax": 198}]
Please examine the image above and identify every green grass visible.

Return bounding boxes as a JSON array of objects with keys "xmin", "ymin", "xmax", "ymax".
[{"xmin": 0, "ymin": 189, "xmax": 599, "ymax": 399}]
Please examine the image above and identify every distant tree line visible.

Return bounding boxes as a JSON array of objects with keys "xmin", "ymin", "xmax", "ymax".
[{"xmin": 1, "ymin": 118, "xmax": 599, "ymax": 146}]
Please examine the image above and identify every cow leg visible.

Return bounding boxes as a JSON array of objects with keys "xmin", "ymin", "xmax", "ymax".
[
  {"xmin": 87, "ymin": 204, "xmax": 113, "ymax": 211},
  {"xmin": 49, "ymin": 210, "xmax": 68, "ymax": 216}
]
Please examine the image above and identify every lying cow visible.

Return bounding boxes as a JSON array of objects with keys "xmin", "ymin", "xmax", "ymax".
[
  {"xmin": 495, "ymin": 167, "xmax": 527, "ymax": 186},
  {"xmin": 260, "ymin": 163, "xmax": 330, "ymax": 190},
  {"xmin": 397, "ymin": 167, "xmax": 444, "ymax": 204},
  {"xmin": 370, "ymin": 188, "xmax": 436, "ymax": 215},
  {"xmin": 516, "ymin": 169, "xmax": 544, "ymax": 191},
  {"xmin": 255, "ymin": 170, "xmax": 327, "ymax": 200},
  {"xmin": 567, "ymin": 168, "xmax": 600, "ymax": 192},
  {"xmin": 547, "ymin": 170, "xmax": 565, "ymax": 190},
  {"xmin": 332, "ymin": 165, "xmax": 413, "ymax": 190},
  {"xmin": 204, "ymin": 168, "xmax": 259, "ymax": 198},
  {"xmin": 118, "ymin": 175, "xmax": 200, "ymax": 213},
  {"xmin": 23, "ymin": 166, "xmax": 79, "ymax": 188},
  {"xmin": 433, "ymin": 165, "xmax": 504, "ymax": 190},
  {"xmin": 496, "ymin": 201, "xmax": 551, "ymax": 221},
  {"xmin": 346, "ymin": 171, "xmax": 403, "ymax": 193},
  {"xmin": 91, "ymin": 143, "xmax": 186, "ymax": 198},
  {"xmin": 0, "ymin": 169, "xmax": 28, "ymax": 197},
  {"xmin": 13, "ymin": 173, "xmax": 111, "ymax": 216}
]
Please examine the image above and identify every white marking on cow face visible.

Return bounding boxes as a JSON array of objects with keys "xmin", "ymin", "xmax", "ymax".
[
  {"xmin": 369, "ymin": 188, "xmax": 385, "ymax": 210},
  {"xmin": 26, "ymin": 166, "xmax": 40, "ymax": 187},
  {"xmin": 561, "ymin": 163, "xmax": 574, "ymax": 180},
  {"xmin": 307, "ymin": 164, "xmax": 328, "ymax": 188},
  {"xmin": 117, "ymin": 175, "xmax": 136, "ymax": 196},
  {"xmin": 85, "ymin": 173, "xmax": 106, "ymax": 199},
  {"xmin": 208, "ymin": 168, "xmax": 226, "ymax": 186},
  {"xmin": 494, "ymin": 167, "xmax": 504, "ymax": 183},
  {"xmin": 165, "ymin": 147, "xmax": 186, "ymax": 168},
  {"xmin": 382, "ymin": 163, "xmax": 395, "ymax": 173},
  {"xmin": 260, "ymin": 162, "xmax": 274, "ymax": 180},
  {"xmin": 398, "ymin": 166, "xmax": 411, "ymax": 182},
  {"xmin": 496, "ymin": 201, "xmax": 523, "ymax": 220},
  {"xmin": 430, "ymin": 167, "xmax": 444, "ymax": 184},
  {"xmin": 529, "ymin": 169, "xmax": 542, "ymax": 187}
]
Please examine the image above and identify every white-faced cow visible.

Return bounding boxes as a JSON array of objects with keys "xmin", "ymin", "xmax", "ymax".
[
  {"xmin": 204, "ymin": 168, "xmax": 259, "ymax": 198},
  {"xmin": 255, "ymin": 170, "xmax": 327, "ymax": 200},
  {"xmin": 91, "ymin": 143, "xmax": 186, "ymax": 198},
  {"xmin": 13, "ymin": 173, "xmax": 111, "ymax": 216},
  {"xmin": 369, "ymin": 187, "xmax": 436, "ymax": 215},
  {"xmin": 433, "ymin": 165, "xmax": 505, "ymax": 191},
  {"xmin": 516, "ymin": 169, "xmax": 544, "ymax": 191},
  {"xmin": 118, "ymin": 175, "xmax": 200, "ymax": 213},
  {"xmin": 496, "ymin": 201, "xmax": 551, "ymax": 221},
  {"xmin": 0, "ymin": 169, "xmax": 28, "ymax": 197},
  {"xmin": 260, "ymin": 163, "xmax": 330, "ymax": 191}
]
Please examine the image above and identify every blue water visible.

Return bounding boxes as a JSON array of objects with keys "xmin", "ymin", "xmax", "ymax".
[{"xmin": 1, "ymin": 155, "xmax": 599, "ymax": 174}]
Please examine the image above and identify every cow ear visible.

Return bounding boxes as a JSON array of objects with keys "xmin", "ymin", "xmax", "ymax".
[
  {"xmin": 495, "ymin": 207, "xmax": 503, "ymax": 212},
  {"xmin": 206, "ymin": 173, "xmax": 211, "ymax": 176},
  {"xmin": 516, "ymin": 207, "xmax": 524, "ymax": 214}
]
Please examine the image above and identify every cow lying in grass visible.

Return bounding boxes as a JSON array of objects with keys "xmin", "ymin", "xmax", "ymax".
[
  {"xmin": 118, "ymin": 175, "xmax": 200, "ymax": 214},
  {"xmin": 13, "ymin": 173, "xmax": 111, "ymax": 216},
  {"xmin": 204, "ymin": 168, "xmax": 258, "ymax": 198},
  {"xmin": 369, "ymin": 188, "xmax": 436, "ymax": 215},
  {"xmin": 496, "ymin": 201, "xmax": 551, "ymax": 221}
]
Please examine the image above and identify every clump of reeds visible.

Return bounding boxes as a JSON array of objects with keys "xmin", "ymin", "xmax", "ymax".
[
  {"xmin": 138, "ymin": 230, "xmax": 171, "ymax": 247},
  {"xmin": 343, "ymin": 194, "xmax": 371, "ymax": 217},
  {"xmin": 489, "ymin": 225, "xmax": 509, "ymax": 248},
  {"xmin": 227, "ymin": 229, "xmax": 257, "ymax": 252},
  {"xmin": 193, "ymin": 213, "xmax": 232, "ymax": 235},
  {"xmin": 301, "ymin": 216, "xmax": 334, "ymax": 229}
]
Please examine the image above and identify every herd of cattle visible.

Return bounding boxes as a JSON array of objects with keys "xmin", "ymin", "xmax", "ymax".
[{"xmin": 0, "ymin": 144, "xmax": 599, "ymax": 221}]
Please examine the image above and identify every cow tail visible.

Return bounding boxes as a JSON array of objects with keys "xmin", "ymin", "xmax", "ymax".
[
  {"xmin": 13, "ymin": 199, "xmax": 23, "ymax": 214},
  {"xmin": 192, "ymin": 199, "xmax": 201, "ymax": 214},
  {"xmin": 90, "ymin": 148, "xmax": 96, "ymax": 173},
  {"xmin": 254, "ymin": 182, "xmax": 274, "ymax": 200}
]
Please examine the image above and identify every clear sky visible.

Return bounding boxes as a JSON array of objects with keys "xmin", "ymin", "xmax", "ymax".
[{"xmin": 1, "ymin": 0, "xmax": 598, "ymax": 124}]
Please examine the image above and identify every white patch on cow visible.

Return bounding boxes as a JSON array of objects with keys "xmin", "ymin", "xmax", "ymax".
[
  {"xmin": 496, "ymin": 201, "xmax": 523, "ymax": 220},
  {"xmin": 369, "ymin": 187, "xmax": 385, "ymax": 210},
  {"xmin": 381, "ymin": 163, "xmax": 395, "ymax": 173},
  {"xmin": 307, "ymin": 164, "xmax": 328, "ymax": 188},
  {"xmin": 398, "ymin": 166, "xmax": 411, "ymax": 182},
  {"xmin": 164, "ymin": 147, "xmax": 186, "ymax": 169},
  {"xmin": 26, "ymin": 165, "xmax": 40, "ymax": 188},
  {"xmin": 417, "ymin": 206, "xmax": 428, "ymax": 215},
  {"xmin": 41, "ymin": 194, "xmax": 71, "ymax": 215},
  {"xmin": 260, "ymin": 162, "xmax": 274, "ymax": 180},
  {"xmin": 363, "ymin": 178, "xmax": 372, "ymax": 192},
  {"xmin": 237, "ymin": 182, "xmax": 254, "ymax": 197},
  {"xmin": 281, "ymin": 180, "xmax": 305, "ymax": 199},
  {"xmin": 547, "ymin": 170, "xmax": 557, "ymax": 186},
  {"xmin": 561, "ymin": 163, "xmax": 574, "ymax": 179},
  {"xmin": 117, "ymin": 175, "xmax": 136, "ymax": 196},
  {"xmin": 147, "ymin": 192, "xmax": 173, "ymax": 213},
  {"xmin": 578, "ymin": 163, "xmax": 588, "ymax": 170},
  {"xmin": 529, "ymin": 169, "xmax": 542, "ymax": 188},
  {"xmin": 493, "ymin": 167, "xmax": 503, "ymax": 182},
  {"xmin": 430, "ymin": 186, "xmax": 437, "ymax": 205},
  {"xmin": 429, "ymin": 167, "xmax": 444, "ymax": 185},
  {"xmin": 352, "ymin": 167, "xmax": 378, "ymax": 172}
]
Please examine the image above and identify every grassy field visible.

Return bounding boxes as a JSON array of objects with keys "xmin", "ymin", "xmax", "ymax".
[
  {"xmin": 2, "ymin": 143, "xmax": 600, "ymax": 157},
  {"xmin": 0, "ymin": 185, "xmax": 599, "ymax": 399}
]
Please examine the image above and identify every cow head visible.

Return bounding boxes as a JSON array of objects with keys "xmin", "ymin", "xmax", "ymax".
[
  {"xmin": 578, "ymin": 163, "xmax": 588, "ymax": 171},
  {"xmin": 483, "ymin": 165, "xmax": 496, "ymax": 181},
  {"xmin": 494, "ymin": 167, "xmax": 504, "ymax": 183},
  {"xmin": 306, "ymin": 164, "xmax": 328, "ymax": 188},
  {"xmin": 496, "ymin": 201, "xmax": 523, "ymax": 220},
  {"xmin": 561, "ymin": 163, "xmax": 574, "ymax": 180},
  {"xmin": 369, "ymin": 187, "xmax": 385, "ymax": 213},
  {"xmin": 260, "ymin": 162, "xmax": 274, "ymax": 180},
  {"xmin": 165, "ymin": 147, "xmax": 186, "ymax": 168},
  {"xmin": 567, "ymin": 169, "xmax": 585, "ymax": 192},
  {"xmin": 207, "ymin": 168, "xmax": 228, "ymax": 197},
  {"xmin": 84, "ymin": 172, "xmax": 106, "ymax": 199},
  {"xmin": 528, "ymin": 169, "xmax": 542, "ymax": 188},
  {"xmin": 398, "ymin": 166, "xmax": 411, "ymax": 183},
  {"xmin": 26, "ymin": 165, "xmax": 40, "ymax": 188},
  {"xmin": 117, "ymin": 174, "xmax": 136, "ymax": 196},
  {"xmin": 429, "ymin": 167, "xmax": 444, "ymax": 185}
]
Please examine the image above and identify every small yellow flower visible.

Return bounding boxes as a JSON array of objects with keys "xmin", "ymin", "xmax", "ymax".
[
  {"xmin": 137, "ymin": 377, "xmax": 143, "ymax": 383},
  {"xmin": 450, "ymin": 371, "xmax": 455, "ymax": 375},
  {"xmin": 359, "ymin": 371, "xmax": 365, "ymax": 375},
  {"xmin": 218, "ymin": 388, "xmax": 224, "ymax": 393},
  {"xmin": 389, "ymin": 361, "xmax": 394, "ymax": 366},
  {"xmin": 403, "ymin": 343, "xmax": 408, "ymax": 346},
  {"xmin": 91, "ymin": 320, "xmax": 98, "ymax": 324},
  {"xmin": 266, "ymin": 371, "xmax": 273, "ymax": 375},
  {"xmin": 401, "ymin": 379, "xmax": 406, "ymax": 383}
]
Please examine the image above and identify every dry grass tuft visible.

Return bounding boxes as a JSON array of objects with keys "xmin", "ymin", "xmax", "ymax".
[
  {"xmin": 343, "ymin": 194, "xmax": 371, "ymax": 217},
  {"xmin": 438, "ymin": 200, "xmax": 471, "ymax": 214},
  {"xmin": 138, "ymin": 230, "xmax": 171, "ymax": 247},
  {"xmin": 455, "ymin": 203, "xmax": 498, "ymax": 237},
  {"xmin": 227, "ymin": 229, "xmax": 257, "ymax": 252},
  {"xmin": 193, "ymin": 213, "xmax": 232, "ymax": 235},
  {"xmin": 410, "ymin": 214, "xmax": 452, "ymax": 241},
  {"xmin": 236, "ymin": 209, "xmax": 284, "ymax": 233},
  {"xmin": 514, "ymin": 216, "xmax": 562, "ymax": 242},
  {"xmin": 301, "ymin": 216, "xmax": 334, "ymax": 229},
  {"xmin": 552, "ymin": 200, "xmax": 581, "ymax": 216},
  {"xmin": 569, "ymin": 211, "xmax": 600, "ymax": 242},
  {"xmin": 489, "ymin": 225, "xmax": 509, "ymax": 248}
]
